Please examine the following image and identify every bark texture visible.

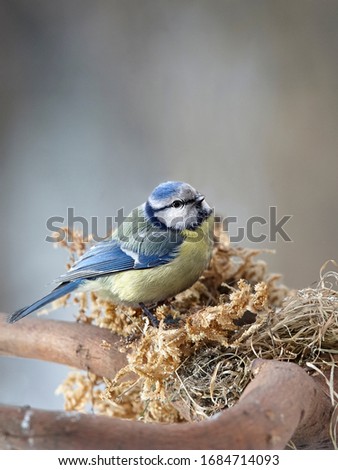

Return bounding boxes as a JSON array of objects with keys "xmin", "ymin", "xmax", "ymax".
[{"xmin": 0, "ymin": 315, "xmax": 336, "ymax": 449}]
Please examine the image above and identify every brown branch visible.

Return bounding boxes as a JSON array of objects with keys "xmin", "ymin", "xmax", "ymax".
[
  {"xmin": 0, "ymin": 314, "xmax": 127, "ymax": 378},
  {"xmin": 0, "ymin": 359, "xmax": 336, "ymax": 450}
]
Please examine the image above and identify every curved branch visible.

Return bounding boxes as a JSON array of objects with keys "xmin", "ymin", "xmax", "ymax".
[
  {"xmin": 0, "ymin": 314, "xmax": 127, "ymax": 378},
  {"xmin": 0, "ymin": 360, "xmax": 336, "ymax": 450}
]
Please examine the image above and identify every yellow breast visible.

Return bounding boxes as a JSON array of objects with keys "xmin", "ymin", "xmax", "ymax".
[{"xmin": 88, "ymin": 217, "xmax": 214, "ymax": 305}]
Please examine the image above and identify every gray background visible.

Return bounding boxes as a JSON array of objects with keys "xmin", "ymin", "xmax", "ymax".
[{"xmin": 0, "ymin": 0, "xmax": 337, "ymax": 410}]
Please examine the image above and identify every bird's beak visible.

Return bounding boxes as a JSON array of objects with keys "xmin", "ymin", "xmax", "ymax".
[{"xmin": 195, "ymin": 195, "xmax": 205, "ymax": 204}]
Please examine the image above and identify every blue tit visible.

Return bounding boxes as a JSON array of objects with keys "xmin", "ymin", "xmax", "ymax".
[{"xmin": 8, "ymin": 181, "xmax": 214, "ymax": 326}]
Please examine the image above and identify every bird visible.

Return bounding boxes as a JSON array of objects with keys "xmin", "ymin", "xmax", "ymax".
[{"xmin": 8, "ymin": 181, "xmax": 214, "ymax": 326}]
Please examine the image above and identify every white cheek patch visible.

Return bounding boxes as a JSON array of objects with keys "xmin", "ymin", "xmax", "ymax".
[{"xmin": 156, "ymin": 208, "xmax": 185, "ymax": 230}]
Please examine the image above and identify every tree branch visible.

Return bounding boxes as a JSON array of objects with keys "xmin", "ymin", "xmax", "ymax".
[
  {"xmin": 0, "ymin": 314, "xmax": 127, "ymax": 378},
  {"xmin": 0, "ymin": 359, "xmax": 336, "ymax": 449}
]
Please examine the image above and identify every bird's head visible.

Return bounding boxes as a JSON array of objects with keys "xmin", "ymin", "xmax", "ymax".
[{"xmin": 145, "ymin": 181, "xmax": 213, "ymax": 231}]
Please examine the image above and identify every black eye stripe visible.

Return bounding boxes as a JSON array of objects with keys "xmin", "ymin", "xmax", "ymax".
[{"xmin": 152, "ymin": 198, "xmax": 197, "ymax": 212}]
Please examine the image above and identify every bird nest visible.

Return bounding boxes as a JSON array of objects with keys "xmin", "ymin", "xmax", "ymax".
[{"xmin": 53, "ymin": 228, "xmax": 338, "ymax": 430}]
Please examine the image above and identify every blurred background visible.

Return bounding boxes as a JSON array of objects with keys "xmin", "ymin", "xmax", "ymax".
[{"xmin": 0, "ymin": 0, "xmax": 337, "ymax": 409}]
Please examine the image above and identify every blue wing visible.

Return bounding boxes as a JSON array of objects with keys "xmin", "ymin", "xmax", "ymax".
[
  {"xmin": 8, "ymin": 212, "xmax": 184, "ymax": 323},
  {"xmin": 55, "ymin": 238, "xmax": 180, "ymax": 283}
]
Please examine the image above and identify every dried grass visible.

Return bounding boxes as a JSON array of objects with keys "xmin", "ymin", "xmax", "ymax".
[{"xmin": 54, "ymin": 228, "xmax": 337, "ymax": 435}]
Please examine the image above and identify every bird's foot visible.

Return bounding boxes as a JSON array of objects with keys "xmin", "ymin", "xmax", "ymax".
[
  {"xmin": 139, "ymin": 303, "xmax": 181, "ymax": 328},
  {"xmin": 163, "ymin": 314, "xmax": 181, "ymax": 326},
  {"xmin": 139, "ymin": 303, "xmax": 159, "ymax": 327}
]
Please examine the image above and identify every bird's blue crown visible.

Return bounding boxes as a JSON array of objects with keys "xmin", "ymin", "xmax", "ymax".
[{"xmin": 149, "ymin": 181, "xmax": 184, "ymax": 202}]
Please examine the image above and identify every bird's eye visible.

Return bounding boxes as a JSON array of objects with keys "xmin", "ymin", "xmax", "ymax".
[{"xmin": 171, "ymin": 199, "xmax": 184, "ymax": 209}]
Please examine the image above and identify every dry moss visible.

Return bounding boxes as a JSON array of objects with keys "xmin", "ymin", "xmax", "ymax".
[{"xmin": 53, "ymin": 228, "xmax": 337, "ymax": 430}]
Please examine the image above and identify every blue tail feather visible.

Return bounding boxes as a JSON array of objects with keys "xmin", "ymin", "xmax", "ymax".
[{"xmin": 7, "ymin": 280, "xmax": 81, "ymax": 323}]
